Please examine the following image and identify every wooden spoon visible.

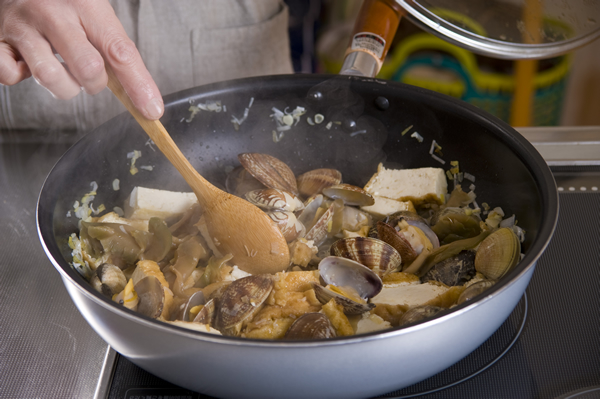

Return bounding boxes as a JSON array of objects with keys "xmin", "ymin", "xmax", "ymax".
[{"xmin": 105, "ymin": 67, "xmax": 290, "ymax": 274}]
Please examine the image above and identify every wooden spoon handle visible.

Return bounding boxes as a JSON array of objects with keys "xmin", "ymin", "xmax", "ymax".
[{"xmin": 105, "ymin": 66, "xmax": 214, "ymax": 204}]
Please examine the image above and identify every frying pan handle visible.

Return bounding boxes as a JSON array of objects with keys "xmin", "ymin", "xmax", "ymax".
[{"xmin": 340, "ymin": 0, "xmax": 404, "ymax": 77}]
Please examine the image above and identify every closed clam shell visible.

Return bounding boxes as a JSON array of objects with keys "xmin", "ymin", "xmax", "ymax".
[
  {"xmin": 475, "ymin": 228, "xmax": 520, "ymax": 280},
  {"xmin": 284, "ymin": 313, "xmax": 337, "ymax": 340},
  {"xmin": 214, "ymin": 275, "xmax": 273, "ymax": 336},
  {"xmin": 322, "ymin": 184, "xmax": 375, "ymax": 207},
  {"xmin": 319, "ymin": 256, "xmax": 382, "ymax": 299},
  {"xmin": 376, "ymin": 221, "xmax": 418, "ymax": 266},
  {"xmin": 296, "ymin": 168, "xmax": 342, "ymax": 199},
  {"xmin": 245, "ymin": 188, "xmax": 304, "ymax": 212},
  {"xmin": 267, "ymin": 211, "xmax": 306, "ymax": 242},
  {"xmin": 330, "ymin": 237, "xmax": 402, "ymax": 276},
  {"xmin": 311, "ymin": 283, "xmax": 375, "ymax": 315},
  {"xmin": 238, "ymin": 153, "xmax": 298, "ymax": 196},
  {"xmin": 456, "ymin": 280, "xmax": 495, "ymax": 305},
  {"xmin": 398, "ymin": 305, "xmax": 443, "ymax": 326}
]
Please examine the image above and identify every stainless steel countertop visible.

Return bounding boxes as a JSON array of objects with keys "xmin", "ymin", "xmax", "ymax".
[{"xmin": 0, "ymin": 126, "xmax": 598, "ymax": 399}]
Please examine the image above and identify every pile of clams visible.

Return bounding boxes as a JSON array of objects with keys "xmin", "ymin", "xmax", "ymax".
[{"xmin": 70, "ymin": 152, "xmax": 525, "ymax": 340}]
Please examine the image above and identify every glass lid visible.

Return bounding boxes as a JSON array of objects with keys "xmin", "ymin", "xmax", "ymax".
[{"xmin": 397, "ymin": 0, "xmax": 600, "ymax": 59}]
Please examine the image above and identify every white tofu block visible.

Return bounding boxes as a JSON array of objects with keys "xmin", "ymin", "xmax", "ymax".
[
  {"xmin": 371, "ymin": 282, "xmax": 449, "ymax": 307},
  {"xmin": 360, "ymin": 196, "xmax": 416, "ymax": 219},
  {"xmin": 124, "ymin": 186, "xmax": 198, "ymax": 220},
  {"xmin": 364, "ymin": 164, "xmax": 447, "ymax": 206}
]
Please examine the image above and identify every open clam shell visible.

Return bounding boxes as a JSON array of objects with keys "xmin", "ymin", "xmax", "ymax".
[
  {"xmin": 238, "ymin": 153, "xmax": 298, "ymax": 196},
  {"xmin": 475, "ymin": 228, "xmax": 521, "ymax": 280},
  {"xmin": 181, "ymin": 291, "xmax": 206, "ymax": 322},
  {"xmin": 322, "ymin": 184, "xmax": 375, "ymax": 207},
  {"xmin": 330, "ymin": 237, "xmax": 402, "ymax": 276},
  {"xmin": 319, "ymin": 256, "xmax": 383, "ymax": 299},
  {"xmin": 296, "ymin": 168, "xmax": 342, "ymax": 199},
  {"xmin": 312, "ymin": 283, "xmax": 375, "ymax": 315},
  {"xmin": 304, "ymin": 202, "xmax": 335, "ymax": 247},
  {"xmin": 214, "ymin": 275, "xmax": 273, "ymax": 336},
  {"xmin": 384, "ymin": 211, "xmax": 440, "ymax": 249},
  {"xmin": 193, "ymin": 298, "xmax": 217, "ymax": 325},
  {"xmin": 297, "ymin": 194, "xmax": 324, "ymax": 231},
  {"xmin": 284, "ymin": 313, "xmax": 337, "ymax": 340}
]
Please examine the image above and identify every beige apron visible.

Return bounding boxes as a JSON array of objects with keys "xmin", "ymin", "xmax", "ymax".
[{"xmin": 0, "ymin": 0, "xmax": 293, "ymax": 131}]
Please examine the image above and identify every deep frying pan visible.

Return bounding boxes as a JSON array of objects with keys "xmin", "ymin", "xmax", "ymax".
[{"xmin": 37, "ymin": 74, "xmax": 558, "ymax": 398}]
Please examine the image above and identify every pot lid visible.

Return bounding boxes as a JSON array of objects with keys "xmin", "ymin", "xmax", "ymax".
[{"xmin": 397, "ymin": 0, "xmax": 600, "ymax": 59}]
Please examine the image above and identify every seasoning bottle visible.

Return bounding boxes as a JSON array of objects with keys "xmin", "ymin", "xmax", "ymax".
[{"xmin": 340, "ymin": 0, "xmax": 404, "ymax": 77}]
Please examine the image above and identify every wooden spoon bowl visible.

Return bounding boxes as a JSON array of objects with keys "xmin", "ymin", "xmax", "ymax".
[{"xmin": 106, "ymin": 67, "xmax": 290, "ymax": 274}]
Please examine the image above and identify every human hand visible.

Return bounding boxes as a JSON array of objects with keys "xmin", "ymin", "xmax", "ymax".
[{"xmin": 0, "ymin": 0, "xmax": 164, "ymax": 120}]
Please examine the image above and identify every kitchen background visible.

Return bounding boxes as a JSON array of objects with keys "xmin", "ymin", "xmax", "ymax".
[{"xmin": 285, "ymin": 0, "xmax": 600, "ymax": 127}]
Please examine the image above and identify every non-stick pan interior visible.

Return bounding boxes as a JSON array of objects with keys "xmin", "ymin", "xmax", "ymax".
[{"xmin": 38, "ymin": 74, "xmax": 557, "ymax": 315}]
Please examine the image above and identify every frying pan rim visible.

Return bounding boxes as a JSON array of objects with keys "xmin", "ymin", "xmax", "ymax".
[{"xmin": 37, "ymin": 73, "xmax": 558, "ymax": 347}]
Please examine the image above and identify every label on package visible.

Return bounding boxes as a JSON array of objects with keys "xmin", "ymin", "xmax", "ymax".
[{"xmin": 351, "ymin": 32, "xmax": 386, "ymax": 59}]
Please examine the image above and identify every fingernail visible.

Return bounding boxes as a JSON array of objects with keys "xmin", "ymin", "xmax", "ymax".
[{"xmin": 145, "ymin": 98, "xmax": 164, "ymax": 120}]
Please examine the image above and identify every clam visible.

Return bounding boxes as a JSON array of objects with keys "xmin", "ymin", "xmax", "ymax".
[
  {"xmin": 330, "ymin": 237, "xmax": 401, "ymax": 276},
  {"xmin": 322, "ymin": 184, "xmax": 375, "ymax": 207},
  {"xmin": 225, "ymin": 166, "xmax": 265, "ymax": 197},
  {"xmin": 421, "ymin": 250, "xmax": 476, "ymax": 286},
  {"xmin": 284, "ymin": 313, "xmax": 337, "ymax": 340},
  {"xmin": 475, "ymin": 228, "xmax": 521, "ymax": 280},
  {"xmin": 376, "ymin": 221, "xmax": 418, "ymax": 266},
  {"xmin": 267, "ymin": 211, "xmax": 306, "ymax": 242},
  {"xmin": 319, "ymin": 256, "xmax": 383, "ymax": 299},
  {"xmin": 297, "ymin": 194, "xmax": 324, "ymax": 231},
  {"xmin": 296, "ymin": 168, "xmax": 342, "ymax": 199},
  {"xmin": 193, "ymin": 298, "xmax": 217, "ymax": 325},
  {"xmin": 90, "ymin": 263, "xmax": 127, "ymax": 297},
  {"xmin": 398, "ymin": 305, "xmax": 443, "ymax": 326},
  {"xmin": 312, "ymin": 283, "xmax": 375, "ymax": 315},
  {"xmin": 245, "ymin": 188, "xmax": 304, "ymax": 212},
  {"xmin": 341, "ymin": 206, "xmax": 372, "ymax": 232},
  {"xmin": 312, "ymin": 255, "xmax": 382, "ymax": 315},
  {"xmin": 133, "ymin": 276, "xmax": 164, "ymax": 319},
  {"xmin": 238, "ymin": 153, "xmax": 298, "ymax": 196},
  {"xmin": 181, "ymin": 291, "xmax": 206, "ymax": 322},
  {"xmin": 385, "ymin": 211, "xmax": 440, "ymax": 249},
  {"xmin": 214, "ymin": 275, "xmax": 273, "ymax": 336},
  {"xmin": 304, "ymin": 202, "xmax": 335, "ymax": 247},
  {"xmin": 456, "ymin": 280, "xmax": 495, "ymax": 305}
]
